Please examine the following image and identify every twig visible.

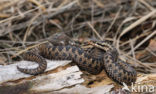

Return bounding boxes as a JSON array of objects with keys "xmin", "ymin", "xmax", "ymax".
[
  {"xmin": 106, "ymin": 7, "xmax": 122, "ymax": 33},
  {"xmin": 93, "ymin": 0, "xmax": 104, "ymax": 8},
  {"xmin": 129, "ymin": 39, "xmax": 136, "ymax": 64},
  {"xmin": 23, "ymin": 13, "xmax": 41, "ymax": 42},
  {"xmin": 124, "ymin": 52, "xmax": 152, "ymax": 69},
  {"xmin": 146, "ymin": 48, "xmax": 156, "ymax": 57},
  {"xmin": 0, "ymin": 8, "xmax": 38, "ymax": 24},
  {"xmin": 120, "ymin": 31, "xmax": 150, "ymax": 47},
  {"xmin": 127, "ymin": 30, "xmax": 156, "ymax": 55},
  {"xmin": 0, "ymin": 1, "xmax": 77, "ymax": 37},
  {"xmin": 116, "ymin": 10, "xmax": 156, "ymax": 52},
  {"xmin": 0, "ymin": 0, "xmax": 20, "ymax": 11},
  {"xmin": 29, "ymin": 0, "xmax": 46, "ymax": 11},
  {"xmin": 119, "ymin": 10, "xmax": 156, "ymax": 38},
  {"xmin": 87, "ymin": 22, "xmax": 103, "ymax": 40},
  {"xmin": 138, "ymin": 0, "xmax": 155, "ymax": 11},
  {"xmin": 11, "ymin": 41, "xmax": 48, "ymax": 58}
]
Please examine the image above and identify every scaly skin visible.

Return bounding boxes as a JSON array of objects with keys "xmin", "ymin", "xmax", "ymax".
[
  {"xmin": 103, "ymin": 50, "xmax": 137, "ymax": 85},
  {"xmin": 17, "ymin": 44, "xmax": 137, "ymax": 85}
]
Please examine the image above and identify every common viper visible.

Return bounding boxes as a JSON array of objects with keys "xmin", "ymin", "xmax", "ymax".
[{"xmin": 17, "ymin": 41, "xmax": 137, "ymax": 85}]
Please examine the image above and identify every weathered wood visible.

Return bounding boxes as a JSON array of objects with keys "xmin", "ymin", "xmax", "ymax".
[
  {"xmin": 54, "ymin": 84, "xmax": 114, "ymax": 94},
  {"xmin": 0, "ymin": 60, "xmax": 71, "ymax": 84},
  {"xmin": 0, "ymin": 60, "xmax": 85, "ymax": 94},
  {"xmin": 31, "ymin": 66, "xmax": 84, "ymax": 92}
]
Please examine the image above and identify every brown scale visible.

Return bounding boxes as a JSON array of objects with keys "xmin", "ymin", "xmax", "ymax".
[
  {"xmin": 17, "ymin": 42, "xmax": 137, "ymax": 85},
  {"xmin": 103, "ymin": 51, "xmax": 137, "ymax": 85},
  {"xmin": 17, "ymin": 52, "xmax": 47, "ymax": 75},
  {"xmin": 17, "ymin": 45, "xmax": 103, "ymax": 75}
]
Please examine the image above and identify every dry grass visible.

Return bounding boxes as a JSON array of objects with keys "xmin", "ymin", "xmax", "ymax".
[{"xmin": 0, "ymin": 0, "xmax": 156, "ymax": 74}]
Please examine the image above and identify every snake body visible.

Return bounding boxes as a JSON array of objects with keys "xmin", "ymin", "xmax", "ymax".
[{"xmin": 17, "ymin": 42, "xmax": 137, "ymax": 85}]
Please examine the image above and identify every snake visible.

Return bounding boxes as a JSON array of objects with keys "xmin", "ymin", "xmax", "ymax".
[{"xmin": 17, "ymin": 40, "xmax": 137, "ymax": 85}]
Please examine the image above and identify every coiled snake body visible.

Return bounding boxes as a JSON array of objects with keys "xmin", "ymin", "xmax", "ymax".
[{"xmin": 17, "ymin": 41, "xmax": 137, "ymax": 85}]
